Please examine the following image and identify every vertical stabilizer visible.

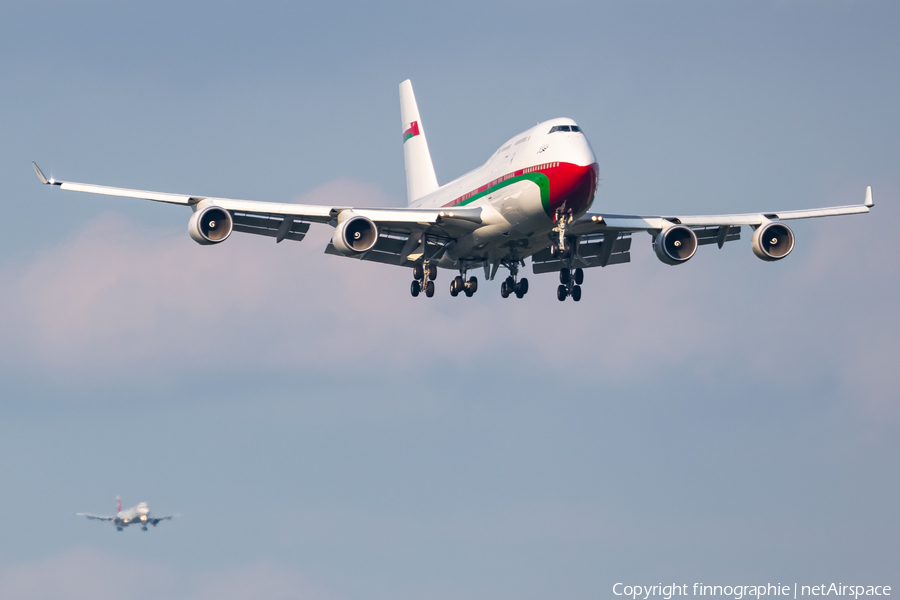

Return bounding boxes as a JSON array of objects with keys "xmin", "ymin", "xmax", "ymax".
[
  {"xmin": 399, "ymin": 80, "xmax": 439, "ymax": 204},
  {"xmin": 116, "ymin": 496, "xmax": 122, "ymax": 513}
]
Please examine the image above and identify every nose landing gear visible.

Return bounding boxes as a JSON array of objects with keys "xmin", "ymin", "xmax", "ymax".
[{"xmin": 551, "ymin": 210, "xmax": 585, "ymax": 302}]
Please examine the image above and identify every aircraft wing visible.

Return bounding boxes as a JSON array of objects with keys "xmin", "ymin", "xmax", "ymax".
[
  {"xmin": 572, "ymin": 186, "xmax": 874, "ymax": 236},
  {"xmin": 76, "ymin": 513, "xmax": 114, "ymax": 521},
  {"xmin": 31, "ymin": 163, "xmax": 482, "ymax": 253},
  {"xmin": 149, "ymin": 515, "xmax": 175, "ymax": 526},
  {"xmin": 528, "ymin": 188, "xmax": 874, "ymax": 274}
]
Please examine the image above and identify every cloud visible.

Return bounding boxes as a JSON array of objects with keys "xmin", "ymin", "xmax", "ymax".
[
  {"xmin": 0, "ymin": 547, "xmax": 178, "ymax": 600},
  {"xmin": 0, "ymin": 548, "xmax": 335, "ymax": 600},
  {"xmin": 187, "ymin": 562, "xmax": 337, "ymax": 600}
]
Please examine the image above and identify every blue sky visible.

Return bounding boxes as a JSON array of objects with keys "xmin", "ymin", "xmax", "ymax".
[{"xmin": 0, "ymin": 2, "xmax": 897, "ymax": 599}]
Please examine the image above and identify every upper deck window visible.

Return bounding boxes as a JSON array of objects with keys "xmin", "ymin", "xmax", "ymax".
[{"xmin": 549, "ymin": 125, "xmax": 581, "ymax": 134}]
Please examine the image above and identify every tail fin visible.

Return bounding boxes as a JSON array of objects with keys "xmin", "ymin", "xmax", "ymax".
[
  {"xmin": 116, "ymin": 496, "xmax": 122, "ymax": 513},
  {"xmin": 399, "ymin": 80, "xmax": 439, "ymax": 204}
]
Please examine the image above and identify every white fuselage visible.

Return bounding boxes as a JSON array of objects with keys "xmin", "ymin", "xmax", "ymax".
[
  {"xmin": 115, "ymin": 502, "xmax": 150, "ymax": 528},
  {"xmin": 408, "ymin": 118, "xmax": 598, "ymax": 268}
]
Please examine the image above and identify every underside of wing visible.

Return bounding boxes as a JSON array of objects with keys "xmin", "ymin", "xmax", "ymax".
[
  {"xmin": 325, "ymin": 225, "xmax": 454, "ymax": 267},
  {"xmin": 230, "ymin": 211, "xmax": 312, "ymax": 242}
]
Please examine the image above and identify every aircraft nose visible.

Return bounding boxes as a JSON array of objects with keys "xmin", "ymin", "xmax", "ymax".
[
  {"xmin": 547, "ymin": 162, "xmax": 598, "ymax": 217},
  {"xmin": 559, "ymin": 126, "xmax": 596, "ymax": 167}
]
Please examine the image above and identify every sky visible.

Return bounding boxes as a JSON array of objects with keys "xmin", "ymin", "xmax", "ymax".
[{"xmin": 0, "ymin": 1, "xmax": 898, "ymax": 599}]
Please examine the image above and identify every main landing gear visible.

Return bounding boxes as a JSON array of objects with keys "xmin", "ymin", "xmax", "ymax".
[
  {"xmin": 450, "ymin": 266, "xmax": 478, "ymax": 298},
  {"xmin": 499, "ymin": 261, "xmax": 528, "ymax": 299},
  {"xmin": 410, "ymin": 261, "xmax": 437, "ymax": 298}
]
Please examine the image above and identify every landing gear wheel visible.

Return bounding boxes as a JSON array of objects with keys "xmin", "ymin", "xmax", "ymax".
[
  {"xmin": 413, "ymin": 263, "xmax": 424, "ymax": 280},
  {"xmin": 574, "ymin": 268, "xmax": 584, "ymax": 285},
  {"xmin": 557, "ymin": 285, "xmax": 567, "ymax": 302},
  {"xmin": 559, "ymin": 268, "xmax": 570, "ymax": 284},
  {"xmin": 425, "ymin": 280, "xmax": 435, "ymax": 297},
  {"xmin": 500, "ymin": 281, "xmax": 510, "ymax": 298},
  {"xmin": 515, "ymin": 278, "xmax": 528, "ymax": 298},
  {"xmin": 410, "ymin": 280, "xmax": 420, "ymax": 297},
  {"xmin": 451, "ymin": 276, "xmax": 464, "ymax": 296},
  {"xmin": 467, "ymin": 276, "xmax": 478, "ymax": 294},
  {"xmin": 428, "ymin": 268, "xmax": 437, "ymax": 281},
  {"xmin": 571, "ymin": 285, "xmax": 582, "ymax": 302}
]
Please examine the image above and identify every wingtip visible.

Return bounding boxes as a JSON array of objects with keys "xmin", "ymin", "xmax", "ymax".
[
  {"xmin": 32, "ymin": 161, "xmax": 49, "ymax": 185},
  {"xmin": 865, "ymin": 185, "xmax": 874, "ymax": 208}
]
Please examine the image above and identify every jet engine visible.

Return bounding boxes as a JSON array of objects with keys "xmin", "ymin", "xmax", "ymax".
[
  {"xmin": 653, "ymin": 225, "xmax": 698, "ymax": 265},
  {"xmin": 189, "ymin": 205, "xmax": 233, "ymax": 245},
  {"xmin": 332, "ymin": 215, "xmax": 378, "ymax": 254},
  {"xmin": 751, "ymin": 221, "xmax": 794, "ymax": 261}
]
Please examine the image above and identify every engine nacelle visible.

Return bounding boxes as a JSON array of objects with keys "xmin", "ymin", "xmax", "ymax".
[
  {"xmin": 189, "ymin": 205, "xmax": 233, "ymax": 245},
  {"xmin": 751, "ymin": 221, "xmax": 794, "ymax": 261},
  {"xmin": 653, "ymin": 225, "xmax": 698, "ymax": 265},
  {"xmin": 332, "ymin": 215, "xmax": 378, "ymax": 255}
]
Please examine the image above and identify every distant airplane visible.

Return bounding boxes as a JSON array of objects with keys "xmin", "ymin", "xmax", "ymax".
[
  {"xmin": 77, "ymin": 496, "xmax": 175, "ymax": 531},
  {"xmin": 32, "ymin": 79, "xmax": 873, "ymax": 302}
]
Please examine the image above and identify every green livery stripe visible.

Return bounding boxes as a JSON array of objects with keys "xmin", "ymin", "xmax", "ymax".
[
  {"xmin": 402, "ymin": 131, "xmax": 414, "ymax": 143},
  {"xmin": 453, "ymin": 172, "xmax": 551, "ymax": 216}
]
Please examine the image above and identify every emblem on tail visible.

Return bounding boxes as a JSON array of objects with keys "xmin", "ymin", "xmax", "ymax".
[{"xmin": 402, "ymin": 121, "xmax": 420, "ymax": 143}]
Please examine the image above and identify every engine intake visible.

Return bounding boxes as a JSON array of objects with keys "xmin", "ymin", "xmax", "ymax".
[
  {"xmin": 653, "ymin": 225, "xmax": 698, "ymax": 265},
  {"xmin": 751, "ymin": 222, "xmax": 794, "ymax": 261},
  {"xmin": 332, "ymin": 215, "xmax": 378, "ymax": 254},
  {"xmin": 189, "ymin": 205, "xmax": 233, "ymax": 245}
]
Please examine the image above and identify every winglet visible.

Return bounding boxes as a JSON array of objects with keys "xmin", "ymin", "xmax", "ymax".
[
  {"xmin": 864, "ymin": 185, "xmax": 874, "ymax": 207},
  {"xmin": 32, "ymin": 161, "xmax": 50, "ymax": 185}
]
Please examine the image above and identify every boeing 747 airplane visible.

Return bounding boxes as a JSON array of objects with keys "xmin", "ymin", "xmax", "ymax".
[
  {"xmin": 77, "ymin": 496, "xmax": 175, "ymax": 531},
  {"xmin": 33, "ymin": 80, "xmax": 873, "ymax": 301}
]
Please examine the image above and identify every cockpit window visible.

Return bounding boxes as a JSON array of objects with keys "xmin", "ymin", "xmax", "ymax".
[{"xmin": 549, "ymin": 125, "xmax": 581, "ymax": 133}]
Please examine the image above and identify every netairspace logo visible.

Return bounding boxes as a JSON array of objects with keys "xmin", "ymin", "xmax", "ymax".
[{"xmin": 612, "ymin": 583, "xmax": 892, "ymax": 600}]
